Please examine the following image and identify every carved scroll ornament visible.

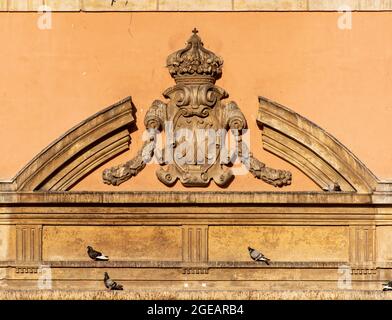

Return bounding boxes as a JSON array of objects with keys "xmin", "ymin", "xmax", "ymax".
[{"xmin": 103, "ymin": 29, "xmax": 292, "ymax": 188}]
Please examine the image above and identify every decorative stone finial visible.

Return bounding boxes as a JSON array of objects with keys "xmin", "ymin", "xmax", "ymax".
[{"xmin": 166, "ymin": 28, "xmax": 223, "ymax": 83}]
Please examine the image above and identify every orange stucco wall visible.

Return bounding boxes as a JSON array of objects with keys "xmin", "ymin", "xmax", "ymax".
[{"xmin": 0, "ymin": 12, "xmax": 391, "ymax": 191}]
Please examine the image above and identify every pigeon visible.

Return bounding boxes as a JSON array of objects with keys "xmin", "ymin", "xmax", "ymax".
[
  {"xmin": 248, "ymin": 246, "xmax": 270, "ymax": 265},
  {"xmin": 87, "ymin": 246, "xmax": 109, "ymax": 261},
  {"xmin": 322, "ymin": 182, "xmax": 341, "ymax": 192},
  {"xmin": 383, "ymin": 281, "xmax": 392, "ymax": 291},
  {"xmin": 104, "ymin": 272, "xmax": 123, "ymax": 290}
]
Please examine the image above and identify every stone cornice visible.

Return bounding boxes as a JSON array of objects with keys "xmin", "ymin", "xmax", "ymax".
[
  {"xmin": 0, "ymin": 290, "xmax": 389, "ymax": 300},
  {"xmin": 0, "ymin": 191, "xmax": 374, "ymax": 205},
  {"xmin": 0, "ymin": 260, "xmax": 348, "ymax": 268},
  {"xmin": 3, "ymin": 191, "xmax": 392, "ymax": 226},
  {"xmin": 3, "ymin": 0, "xmax": 392, "ymax": 12}
]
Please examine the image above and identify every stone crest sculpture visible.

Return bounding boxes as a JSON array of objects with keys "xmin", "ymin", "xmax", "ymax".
[{"xmin": 103, "ymin": 29, "xmax": 292, "ymax": 188}]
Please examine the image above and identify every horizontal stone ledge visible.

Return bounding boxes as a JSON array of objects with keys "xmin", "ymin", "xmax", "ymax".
[
  {"xmin": 6, "ymin": 261, "xmax": 350, "ymax": 268},
  {"xmin": 3, "ymin": 0, "xmax": 392, "ymax": 12},
  {"xmin": 0, "ymin": 191, "xmax": 373, "ymax": 205},
  {"xmin": 0, "ymin": 289, "xmax": 390, "ymax": 300}
]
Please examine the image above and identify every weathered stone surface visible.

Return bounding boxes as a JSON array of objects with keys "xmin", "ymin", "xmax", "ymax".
[
  {"xmin": 359, "ymin": 0, "xmax": 392, "ymax": 10},
  {"xmin": 209, "ymin": 226, "xmax": 349, "ymax": 262},
  {"xmin": 45, "ymin": 0, "xmax": 80, "ymax": 11},
  {"xmin": 3, "ymin": 0, "xmax": 392, "ymax": 11},
  {"xmin": 42, "ymin": 226, "xmax": 182, "ymax": 261},
  {"xmin": 308, "ymin": 0, "xmax": 359, "ymax": 10},
  {"xmin": 159, "ymin": 0, "xmax": 232, "ymax": 11},
  {"xmin": 82, "ymin": 0, "xmax": 157, "ymax": 11},
  {"xmin": 1, "ymin": 260, "xmax": 384, "ymax": 290},
  {"xmin": 0, "ymin": 183, "xmax": 386, "ymax": 291},
  {"xmin": 15, "ymin": 225, "xmax": 41, "ymax": 262},
  {"xmin": 7, "ymin": 0, "xmax": 44, "ymax": 11},
  {"xmin": 0, "ymin": 289, "xmax": 390, "ymax": 300},
  {"xmin": 376, "ymin": 226, "xmax": 392, "ymax": 263},
  {"xmin": 0, "ymin": 190, "xmax": 388, "ymax": 291},
  {"xmin": 0, "ymin": 191, "xmax": 374, "ymax": 205},
  {"xmin": 0, "ymin": 226, "xmax": 15, "ymax": 261},
  {"xmin": 234, "ymin": 0, "xmax": 307, "ymax": 11}
]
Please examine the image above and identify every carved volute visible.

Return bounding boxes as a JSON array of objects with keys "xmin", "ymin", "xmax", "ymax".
[{"xmin": 103, "ymin": 29, "xmax": 292, "ymax": 188}]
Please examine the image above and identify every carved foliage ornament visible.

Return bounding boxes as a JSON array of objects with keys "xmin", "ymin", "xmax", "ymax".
[{"xmin": 103, "ymin": 29, "xmax": 292, "ymax": 188}]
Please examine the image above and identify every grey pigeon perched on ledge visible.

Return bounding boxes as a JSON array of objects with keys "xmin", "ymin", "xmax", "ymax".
[
  {"xmin": 322, "ymin": 182, "xmax": 341, "ymax": 192},
  {"xmin": 248, "ymin": 246, "xmax": 270, "ymax": 265},
  {"xmin": 87, "ymin": 246, "xmax": 109, "ymax": 261},
  {"xmin": 104, "ymin": 272, "xmax": 123, "ymax": 290},
  {"xmin": 383, "ymin": 281, "xmax": 392, "ymax": 291}
]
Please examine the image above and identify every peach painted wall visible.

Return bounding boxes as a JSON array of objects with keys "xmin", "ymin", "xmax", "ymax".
[{"xmin": 0, "ymin": 12, "xmax": 392, "ymax": 191}]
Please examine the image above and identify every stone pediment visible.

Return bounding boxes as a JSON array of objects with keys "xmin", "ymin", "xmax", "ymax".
[
  {"xmin": 0, "ymin": 93, "xmax": 382, "ymax": 193},
  {"xmin": 0, "ymin": 31, "xmax": 383, "ymax": 193}
]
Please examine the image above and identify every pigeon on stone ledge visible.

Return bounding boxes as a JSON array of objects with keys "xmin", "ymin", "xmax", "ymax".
[
  {"xmin": 383, "ymin": 281, "xmax": 392, "ymax": 291},
  {"xmin": 87, "ymin": 246, "xmax": 109, "ymax": 261},
  {"xmin": 248, "ymin": 246, "xmax": 270, "ymax": 265},
  {"xmin": 322, "ymin": 182, "xmax": 341, "ymax": 192},
  {"xmin": 104, "ymin": 272, "xmax": 123, "ymax": 290}
]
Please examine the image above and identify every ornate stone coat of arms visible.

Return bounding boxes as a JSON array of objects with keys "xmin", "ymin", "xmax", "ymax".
[{"xmin": 103, "ymin": 29, "xmax": 292, "ymax": 188}]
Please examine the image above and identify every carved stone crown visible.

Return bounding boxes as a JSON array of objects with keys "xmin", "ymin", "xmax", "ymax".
[{"xmin": 166, "ymin": 28, "xmax": 223, "ymax": 84}]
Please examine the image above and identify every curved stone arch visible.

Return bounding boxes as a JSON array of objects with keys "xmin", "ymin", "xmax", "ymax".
[
  {"xmin": 0, "ymin": 97, "xmax": 135, "ymax": 192},
  {"xmin": 257, "ymin": 96, "xmax": 379, "ymax": 193}
]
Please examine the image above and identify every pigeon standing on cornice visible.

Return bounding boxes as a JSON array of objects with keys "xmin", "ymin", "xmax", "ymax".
[
  {"xmin": 248, "ymin": 246, "xmax": 270, "ymax": 265},
  {"xmin": 87, "ymin": 246, "xmax": 109, "ymax": 261},
  {"xmin": 104, "ymin": 272, "xmax": 123, "ymax": 290},
  {"xmin": 322, "ymin": 182, "xmax": 341, "ymax": 192},
  {"xmin": 383, "ymin": 281, "xmax": 392, "ymax": 291}
]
